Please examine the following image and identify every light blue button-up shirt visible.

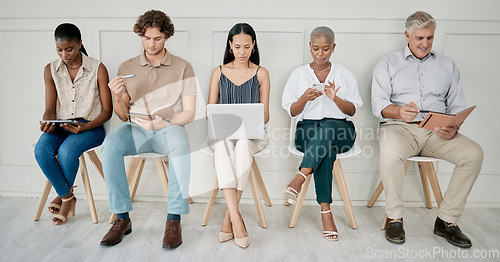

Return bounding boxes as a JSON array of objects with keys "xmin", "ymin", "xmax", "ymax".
[{"xmin": 371, "ymin": 45, "xmax": 466, "ymax": 122}]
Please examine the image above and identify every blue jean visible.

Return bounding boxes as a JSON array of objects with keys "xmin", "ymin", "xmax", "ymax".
[
  {"xmin": 34, "ymin": 119, "xmax": 105, "ymax": 197},
  {"xmin": 101, "ymin": 122, "xmax": 191, "ymax": 215}
]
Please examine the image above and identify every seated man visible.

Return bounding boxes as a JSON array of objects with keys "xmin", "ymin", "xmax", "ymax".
[
  {"xmin": 371, "ymin": 11, "xmax": 483, "ymax": 248},
  {"xmin": 100, "ymin": 10, "xmax": 196, "ymax": 249}
]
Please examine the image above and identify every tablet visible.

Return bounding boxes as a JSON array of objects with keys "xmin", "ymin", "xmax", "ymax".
[{"xmin": 43, "ymin": 120, "xmax": 75, "ymax": 124}]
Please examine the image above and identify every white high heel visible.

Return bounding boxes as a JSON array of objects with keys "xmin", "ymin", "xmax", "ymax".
[{"xmin": 283, "ymin": 171, "xmax": 307, "ymax": 204}]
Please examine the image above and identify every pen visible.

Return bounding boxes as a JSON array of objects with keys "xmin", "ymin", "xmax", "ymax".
[{"xmin": 122, "ymin": 74, "xmax": 136, "ymax": 78}]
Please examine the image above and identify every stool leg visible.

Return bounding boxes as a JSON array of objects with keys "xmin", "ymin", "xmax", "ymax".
[
  {"xmin": 367, "ymin": 181, "xmax": 384, "ymax": 207},
  {"xmin": 288, "ymin": 175, "xmax": 312, "ymax": 228},
  {"xmin": 201, "ymin": 176, "xmax": 219, "ymax": 226},
  {"xmin": 252, "ymin": 158, "xmax": 271, "ymax": 207},
  {"xmin": 418, "ymin": 162, "xmax": 433, "ymax": 209},
  {"xmin": 86, "ymin": 150, "xmax": 104, "ymax": 181},
  {"xmin": 155, "ymin": 158, "xmax": 169, "ymax": 199},
  {"xmin": 129, "ymin": 158, "xmax": 146, "ymax": 202},
  {"xmin": 80, "ymin": 155, "xmax": 98, "ymax": 224},
  {"xmin": 333, "ymin": 159, "xmax": 357, "ymax": 229},
  {"xmin": 381, "ymin": 213, "xmax": 388, "ymax": 230},
  {"xmin": 249, "ymin": 167, "xmax": 267, "ymax": 228},
  {"xmin": 34, "ymin": 180, "xmax": 53, "ymax": 221},
  {"xmin": 423, "ymin": 162, "xmax": 443, "ymax": 206}
]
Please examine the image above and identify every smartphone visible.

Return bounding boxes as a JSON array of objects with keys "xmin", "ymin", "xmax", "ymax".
[
  {"xmin": 312, "ymin": 83, "xmax": 325, "ymax": 92},
  {"xmin": 121, "ymin": 74, "xmax": 136, "ymax": 79}
]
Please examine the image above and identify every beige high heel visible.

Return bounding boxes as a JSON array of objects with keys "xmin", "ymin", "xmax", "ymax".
[
  {"xmin": 283, "ymin": 171, "xmax": 307, "ymax": 204},
  {"xmin": 48, "ymin": 196, "xmax": 61, "ymax": 214},
  {"xmin": 234, "ymin": 220, "xmax": 249, "ymax": 248},
  {"xmin": 219, "ymin": 232, "xmax": 234, "ymax": 243},
  {"xmin": 53, "ymin": 194, "xmax": 76, "ymax": 225},
  {"xmin": 49, "ymin": 186, "xmax": 76, "ymax": 214}
]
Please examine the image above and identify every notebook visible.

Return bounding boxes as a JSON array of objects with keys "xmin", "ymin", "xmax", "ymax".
[
  {"xmin": 207, "ymin": 103, "xmax": 265, "ymax": 139},
  {"xmin": 418, "ymin": 105, "xmax": 476, "ymax": 130}
]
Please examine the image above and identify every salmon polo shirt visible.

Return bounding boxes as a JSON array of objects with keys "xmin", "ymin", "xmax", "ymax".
[{"xmin": 117, "ymin": 50, "xmax": 197, "ymax": 117}]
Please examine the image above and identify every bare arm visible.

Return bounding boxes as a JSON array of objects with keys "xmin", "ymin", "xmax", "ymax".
[
  {"xmin": 39, "ymin": 64, "xmax": 57, "ymax": 133},
  {"xmin": 324, "ymin": 80, "xmax": 356, "ymax": 116},
  {"xmin": 290, "ymin": 88, "xmax": 322, "ymax": 117},
  {"xmin": 207, "ymin": 67, "xmax": 221, "ymax": 105},
  {"xmin": 257, "ymin": 67, "xmax": 271, "ymax": 123}
]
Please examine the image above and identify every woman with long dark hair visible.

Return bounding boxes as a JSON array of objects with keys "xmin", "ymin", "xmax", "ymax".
[
  {"xmin": 207, "ymin": 23, "xmax": 270, "ymax": 248},
  {"xmin": 34, "ymin": 23, "xmax": 112, "ymax": 225}
]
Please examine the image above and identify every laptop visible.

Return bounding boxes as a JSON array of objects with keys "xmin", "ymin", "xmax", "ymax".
[{"xmin": 207, "ymin": 103, "xmax": 265, "ymax": 139}]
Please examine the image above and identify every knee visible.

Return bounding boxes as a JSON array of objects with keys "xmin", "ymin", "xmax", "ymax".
[
  {"xmin": 168, "ymin": 135, "xmax": 190, "ymax": 157},
  {"xmin": 101, "ymin": 132, "xmax": 126, "ymax": 155},
  {"xmin": 34, "ymin": 142, "xmax": 51, "ymax": 161},
  {"xmin": 457, "ymin": 140, "xmax": 484, "ymax": 168},
  {"xmin": 56, "ymin": 145, "xmax": 82, "ymax": 165}
]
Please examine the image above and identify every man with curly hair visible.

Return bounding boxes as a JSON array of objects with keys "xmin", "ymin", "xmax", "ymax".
[{"xmin": 100, "ymin": 10, "xmax": 197, "ymax": 249}]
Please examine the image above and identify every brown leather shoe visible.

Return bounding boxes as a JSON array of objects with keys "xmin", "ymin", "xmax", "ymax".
[
  {"xmin": 162, "ymin": 220, "xmax": 182, "ymax": 249},
  {"xmin": 385, "ymin": 217, "xmax": 405, "ymax": 244},
  {"xmin": 100, "ymin": 218, "xmax": 132, "ymax": 246}
]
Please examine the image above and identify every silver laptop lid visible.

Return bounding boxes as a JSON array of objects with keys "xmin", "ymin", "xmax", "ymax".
[{"xmin": 207, "ymin": 103, "xmax": 265, "ymax": 139}]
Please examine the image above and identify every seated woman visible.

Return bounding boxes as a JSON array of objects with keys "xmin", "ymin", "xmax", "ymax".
[
  {"xmin": 207, "ymin": 23, "xmax": 270, "ymax": 248},
  {"xmin": 281, "ymin": 26, "xmax": 363, "ymax": 241},
  {"xmin": 34, "ymin": 23, "xmax": 112, "ymax": 225}
]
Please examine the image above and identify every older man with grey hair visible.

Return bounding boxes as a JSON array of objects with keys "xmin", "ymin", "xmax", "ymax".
[{"xmin": 371, "ymin": 11, "xmax": 483, "ymax": 248}]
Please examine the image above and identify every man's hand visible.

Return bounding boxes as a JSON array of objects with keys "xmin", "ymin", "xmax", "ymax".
[
  {"xmin": 399, "ymin": 102, "xmax": 420, "ymax": 122},
  {"xmin": 132, "ymin": 115, "xmax": 169, "ymax": 131},
  {"xmin": 108, "ymin": 75, "xmax": 128, "ymax": 100},
  {"xmin": 433, "ymin": 126, "xmax": 458, "ymax": 140}
]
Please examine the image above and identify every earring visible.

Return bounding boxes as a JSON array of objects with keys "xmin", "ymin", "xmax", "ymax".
[
  {"xmin": 252, "ymin": 48, "xmax": 255, "ymax": 53},
  {"xmin": 229, "ymin": 49, "xmax": 233, "ymax": 54}
]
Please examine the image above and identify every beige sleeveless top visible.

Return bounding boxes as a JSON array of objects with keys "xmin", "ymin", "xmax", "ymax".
[{"xmin": 50, "ymin": 53, "xmax": 102, "ymax": 121}]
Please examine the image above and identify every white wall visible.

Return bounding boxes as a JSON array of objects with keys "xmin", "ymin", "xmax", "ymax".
[{"xmin": 1, "ymin": 0, "xmax": 499, "ymax": 207}]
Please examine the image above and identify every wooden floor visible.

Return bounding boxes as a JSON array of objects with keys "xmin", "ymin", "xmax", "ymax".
[{"xmin": 1, "ymin": 197, "xmax": 499, "ymax": 262}]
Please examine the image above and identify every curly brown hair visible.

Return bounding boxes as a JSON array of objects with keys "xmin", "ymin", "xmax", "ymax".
[{"xmin": 133, "ymin": 10, "xmax": 175, "ymax": 38}]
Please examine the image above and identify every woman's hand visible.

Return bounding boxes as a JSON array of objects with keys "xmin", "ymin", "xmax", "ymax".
[
  {"xmin": 131, "ymin": 115, "xmax": 169, "ymax": 131},
  {"xmin": 300, "ymin": 88, "xmax": 323, "ymax": 102},
  {"xmin": 324, "ymin": 80, "xmax": 341, "ymax": 101},
  {"xmin": 61, "ymin": 121, "xmax": 89, "ymax": 134},
  {"xmin": 40, "ymin": 121, "xmax": 55, "ymax": 133}
]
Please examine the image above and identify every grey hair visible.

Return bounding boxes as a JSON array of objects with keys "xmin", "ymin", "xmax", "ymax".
[
  {"xmin": 310, "ymin": 26, "xmax": 335, "ymax": 43},
  {"xmin": 405, "ymin": 11, "xmax": 436, "ymax": 34}
]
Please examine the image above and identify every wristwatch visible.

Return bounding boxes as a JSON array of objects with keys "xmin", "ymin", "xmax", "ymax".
[{"xmin": 166, "ymin": 119, "xmax": 172, "ymax": 126}]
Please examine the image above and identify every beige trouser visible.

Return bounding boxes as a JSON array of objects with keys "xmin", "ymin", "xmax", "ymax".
[
  {"xmin": 210, "ymin": 133, "xmax": 268, "ymax": 191},
  {"xmin": 379, "ymin": 121, "xmax": 483, "ymax": 223}
]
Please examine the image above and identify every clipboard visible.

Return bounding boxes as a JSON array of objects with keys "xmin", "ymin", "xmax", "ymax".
[{"xmin": 418, "ymin": 105, "xmax": 476, "ymax": 130}]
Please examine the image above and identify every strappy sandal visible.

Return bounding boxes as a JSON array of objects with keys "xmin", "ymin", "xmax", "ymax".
[
  {"xmin": 53, "ymin": 194, "xmax": 76, "ymax": 225},
  {"xmin": 283, "ymin": 171, "xmax": 307, "ymax": 204},
  {"xmin": 48, "ymin": 196, "xmax": 62, "ymax": 214},
  {"xmin": 321, "ymin": 210, "xmax": 338, "ymax": 241},
  {"xmin": 48, "ymin": 186, "xmax": 76, "ymax": 214}
]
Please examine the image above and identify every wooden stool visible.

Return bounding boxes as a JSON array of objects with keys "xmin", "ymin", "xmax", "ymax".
[
  {"xmin": 108, "ymin": 153, "xmax": 193, "ymax": 223},
  {"xmin": 284, "ymin": 118, "xmax": 360, "ymax": 229},
  {"xmin": 200, "ymin": 144, "xmax": 272, "ymax": 228},
  {"xmin": 34, "ymin": 147, "xmax": 104, "ymax": 224},
  {"xmin": 367, "ymin": 156, "xmax": 443, "ymax": 229}
]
